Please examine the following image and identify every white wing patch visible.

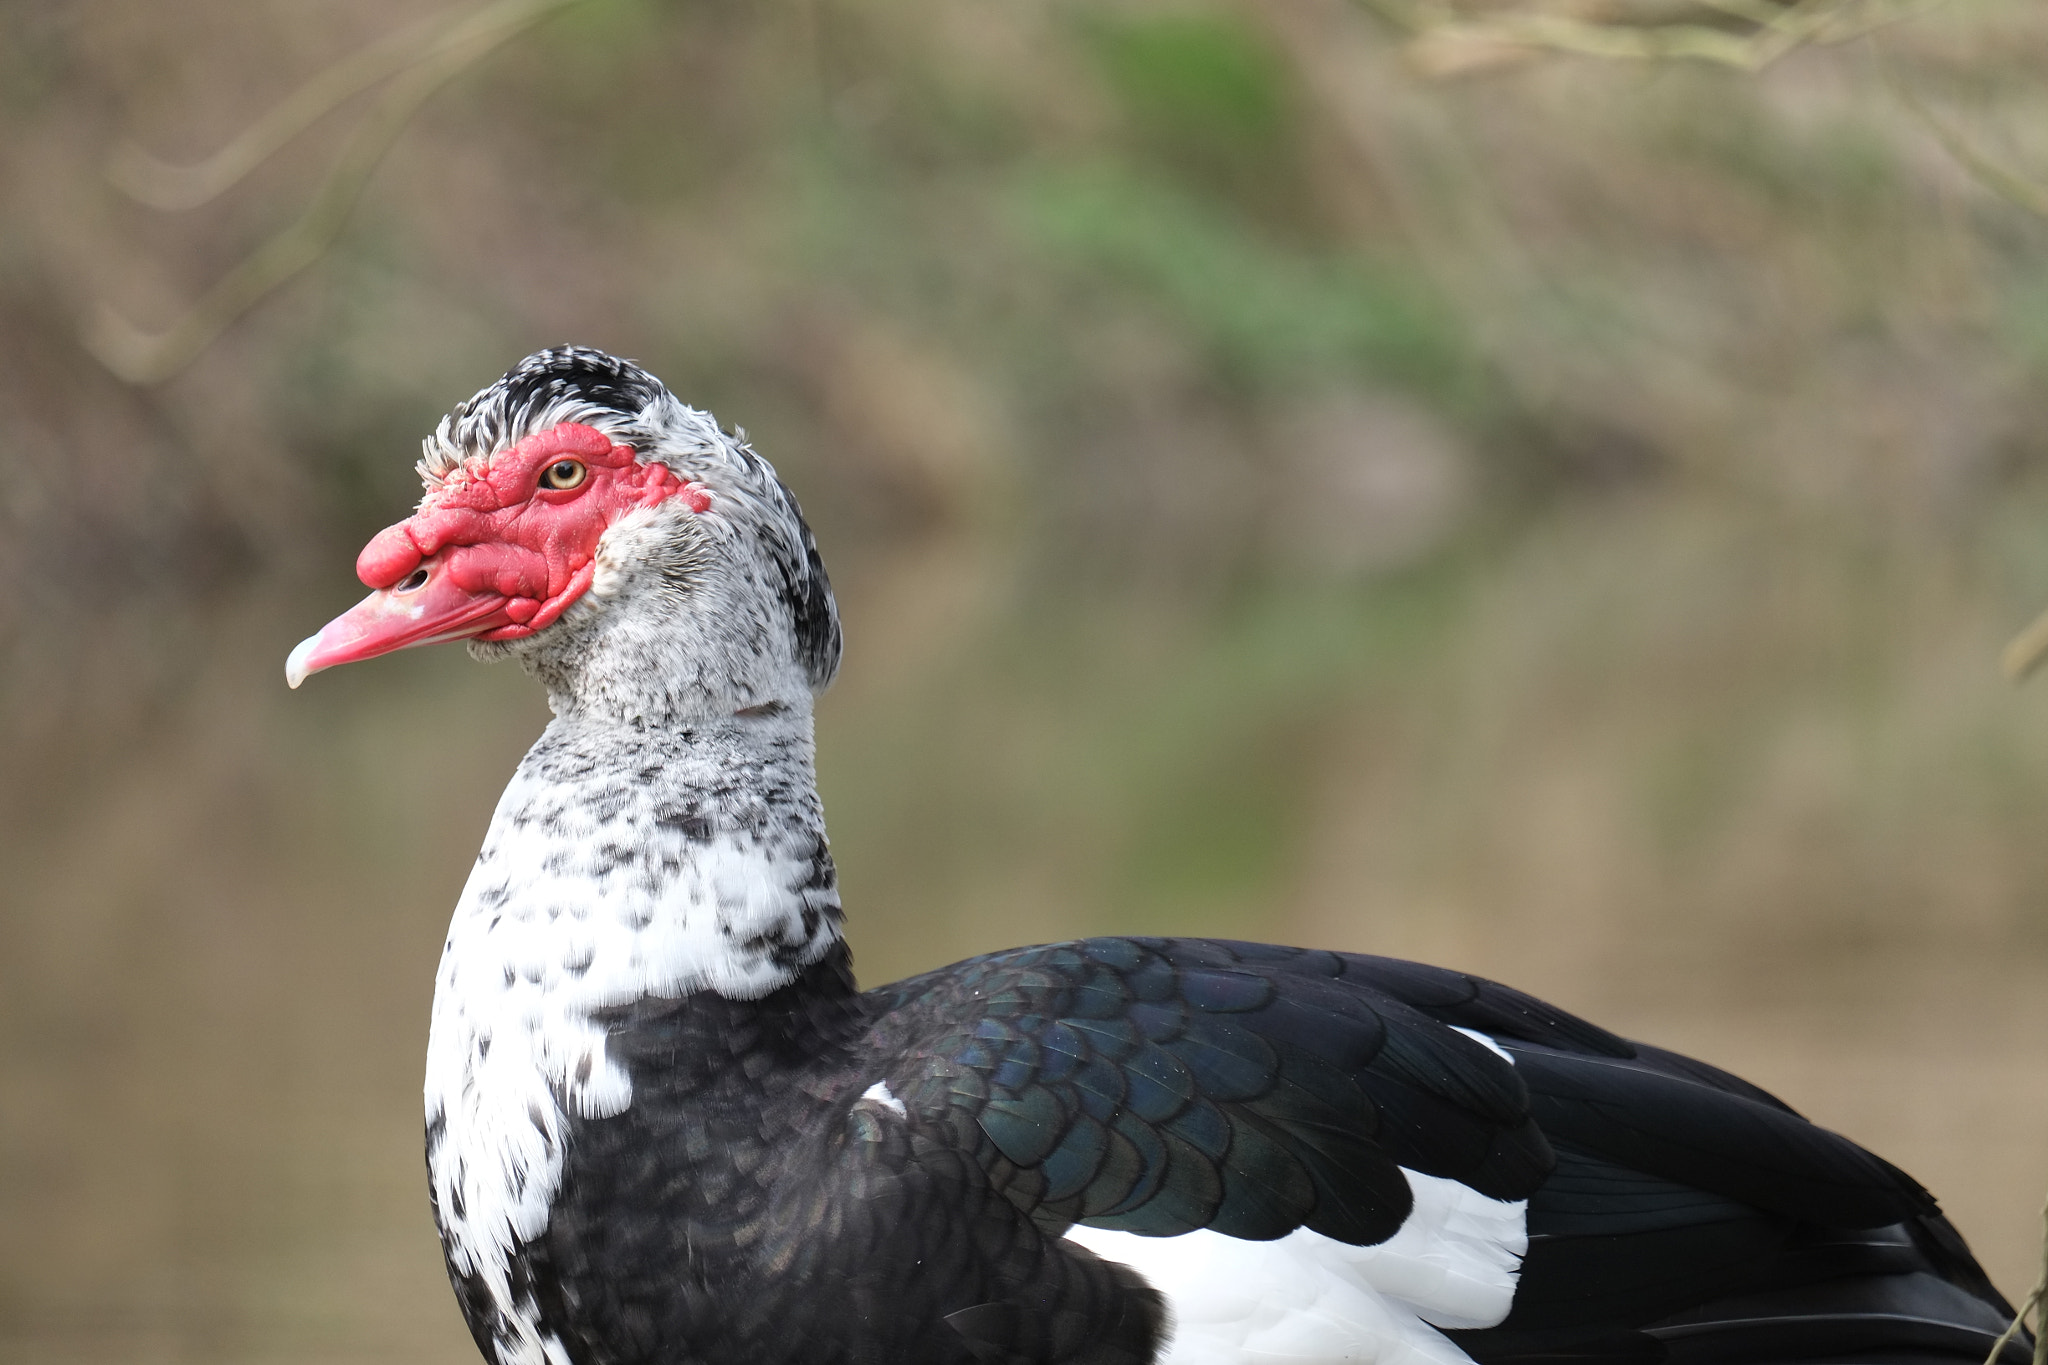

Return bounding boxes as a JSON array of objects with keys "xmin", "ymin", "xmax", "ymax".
[
  {"xmin": 861, "ymin": 1080, "xmax": 907, "ymax": 1116},
  {"xmin": 1065, "ymin": 1166, "xmax": 1528, "ymax": 1365},
  {"xmin": 1449, "ymin": 1027, "xmax": 1515, "ymax": 1064}
]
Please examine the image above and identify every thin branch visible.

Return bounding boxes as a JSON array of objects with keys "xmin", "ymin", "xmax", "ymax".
[
  {"xmin": 1359, "ymin": 0, "xmax": 1948, "ymax": 77},
  {"xmin": 106, "ymin": 4, "xmax": 477, "ymax": 211},
  {"xmin": 2005, "ymin": 606, "xmax": 2048, "ymax": 683},
  {"xmin": 1695, "ymin": 0, "xmax": 1807, "ymax": 26},
  {"xmin": 1977, "ymin": 1195, "xmax": 2046, "ymax": 1363},
  {"xmin": 1890, "ymin": 69, "xmax": 2048, "ymax": 224},
  {"xmin": 86, "ymin": 0, "xmax": 591, "ymax": 385}
]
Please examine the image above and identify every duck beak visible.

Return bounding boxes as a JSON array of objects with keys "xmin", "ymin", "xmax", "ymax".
[{"xmin": 286, "ymin": 558, "xmax": 515, "ymax": 688}]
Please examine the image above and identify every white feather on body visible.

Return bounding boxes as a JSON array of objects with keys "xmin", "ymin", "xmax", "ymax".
[
  {"xmin": 861, "ymin": 1079, "xmax": 909, "ymax": 1116},
  {"xmin": 1065, "ymin": 1167, "xmax": 1528, "ymax": 1365},
  {"xmin": 1448, "ymin": 1027, "xmax": 1514, "ymax": 1064}
]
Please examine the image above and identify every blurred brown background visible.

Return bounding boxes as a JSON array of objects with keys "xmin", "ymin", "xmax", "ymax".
[{"xmin": 5, "ymin": 1, "xmax": 2048, "ymax": 1360}]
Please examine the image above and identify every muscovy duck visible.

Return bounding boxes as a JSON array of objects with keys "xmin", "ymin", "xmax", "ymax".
[{"xmin": 288, "ymin": 347, "xmax": 2026, "ymax": 1365}]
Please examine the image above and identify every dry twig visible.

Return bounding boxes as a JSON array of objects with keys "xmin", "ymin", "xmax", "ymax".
[
  {"xmin": 87, "ymin": 0, "xmax": 591, "ymax": 385},
  {"xmin": 1358, "ymin": 0, "xmax": 1947, "ymax": 77},
  {"xmin": 2007, "ymin": 609, "xmax": 2048, "ymax": 684},
  {"xmin": 1888, "ymin": 69, "xmax": 2048, "ymax": 225},
  {"xmin": 1977, "ymin": 1195, "xmax": 2047, "ymax": 1365},
  {"xmin": 106, "ymin": 6, "xmax": 480, "ymax": 212}
]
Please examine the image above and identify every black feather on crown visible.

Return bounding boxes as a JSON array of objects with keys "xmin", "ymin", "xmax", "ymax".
[{"xmin": 421, "ymin": 347, "xmax": 665, "ymax": 480}]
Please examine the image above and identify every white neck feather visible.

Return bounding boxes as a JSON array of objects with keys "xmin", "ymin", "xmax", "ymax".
[{"xmin": 423, "ymin": 703, "xmax": 841, "ymax": 1362}]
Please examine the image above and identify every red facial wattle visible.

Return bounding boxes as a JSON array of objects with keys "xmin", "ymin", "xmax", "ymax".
[{"xmin": 286, "ymin": 422, "xmax": 711, "ymax": 687}]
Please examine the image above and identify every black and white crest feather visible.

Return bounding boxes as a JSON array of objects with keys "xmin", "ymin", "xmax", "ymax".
[
  {"xmin": 424, "ymin": 346, "xmax": 840, "ymax": 695},
  {"xmin": 419, "ymin": 346, "xmax": 665, "ymax": 482}
]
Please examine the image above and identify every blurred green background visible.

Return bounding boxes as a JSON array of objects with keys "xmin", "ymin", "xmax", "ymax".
[{"xmin": 5, "ymin": 0, "xmax": 2048, "ymax": 1360}]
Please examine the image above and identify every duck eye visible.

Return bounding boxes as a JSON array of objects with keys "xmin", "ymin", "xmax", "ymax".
[{"xmin": 541, "ymin": 459, "xmax": 587, "ymax": 491}]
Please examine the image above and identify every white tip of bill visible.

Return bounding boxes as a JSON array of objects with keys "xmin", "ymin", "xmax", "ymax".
[{"xmin": 285, "ymin": 632, "xmax": 323, "ymax": 690}]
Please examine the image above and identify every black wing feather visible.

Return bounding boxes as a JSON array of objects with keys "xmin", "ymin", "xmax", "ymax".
[
  {"xmin": 1440, "ymin": 1040, "xmax": 2024, "ymax": 1365},
  {"xmin": 1501, "ymin": 1040, "xmax": 1929, "ymax": 1229},
  {"xmin": 865, "ymin": 936, "xmax": 1556, "ymax": 1246},
  {"xmin": 862, "ymin": 937, "xmax": 2025, "ymax": 1365}
]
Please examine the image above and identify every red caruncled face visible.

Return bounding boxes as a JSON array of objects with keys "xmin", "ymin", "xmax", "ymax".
[{"xmin": 286, "ymin": 422, "xmax": 711, "ymax": 687}]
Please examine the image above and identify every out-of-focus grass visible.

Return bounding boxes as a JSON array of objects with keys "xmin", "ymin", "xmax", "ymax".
[{"xmin": 5, "ymin": 0, "xmax": 2048, "ymax": 1360}]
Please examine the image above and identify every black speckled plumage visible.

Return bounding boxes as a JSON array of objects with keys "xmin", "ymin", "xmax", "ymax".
[
  {"xmin": 305, "ymin": 349, "xmax": 2028, "ymax": 1365},
  {"xmin": 507, "ymin": 946, "xmax": 1165, "ymax": 1365},
  {"xmin": 447, "ymin": 933, "xmax": 2028, "ymax": 1365}
]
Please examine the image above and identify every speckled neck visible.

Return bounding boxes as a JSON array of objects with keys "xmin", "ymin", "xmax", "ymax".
[
  {"xmin": 474, "ymin": 484, "xmax": 836, "ymax": 730},
  {"xmin": 440, "ymin": 699, "xmax": 843, "ymax": 1038},
  {"xmin": 423, "ymin": 702, "xmax": 842, "ymax": 1365}
]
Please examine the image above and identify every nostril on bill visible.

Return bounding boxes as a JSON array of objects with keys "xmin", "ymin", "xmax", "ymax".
[{"xmin": 398, "ymin": 568, "xmax": 430, "ymax": 593}]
